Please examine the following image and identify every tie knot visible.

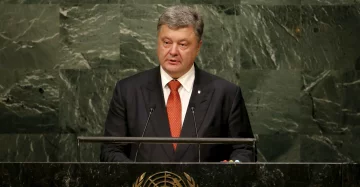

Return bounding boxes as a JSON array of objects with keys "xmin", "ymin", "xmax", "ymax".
[{"xmin": 168, "ymin": 80, "xmax": 181, "ymax": 91}]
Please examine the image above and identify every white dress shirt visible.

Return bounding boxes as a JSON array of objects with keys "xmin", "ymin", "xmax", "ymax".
[{"xmin": 160, "ymin": 64, "xmax": 195, "ymax": 127}]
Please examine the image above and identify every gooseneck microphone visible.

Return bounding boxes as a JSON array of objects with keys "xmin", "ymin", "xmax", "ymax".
[
  {"xmin": 190, "ymin": 106, "xmax": 200, "ymax": 163},
  {"xmin": 134, "ymin": 106, "xmax": 156, "ymax": 162}
]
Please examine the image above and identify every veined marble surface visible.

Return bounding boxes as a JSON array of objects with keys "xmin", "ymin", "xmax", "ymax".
[{"xmin": 0, "ymin": 1, "xmax": 359, "ymax": 162}]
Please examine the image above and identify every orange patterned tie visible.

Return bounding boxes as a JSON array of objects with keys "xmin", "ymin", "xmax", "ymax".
[{"xmin": 167, "ymin": 80, "xmax": 182, "ymax": 150}]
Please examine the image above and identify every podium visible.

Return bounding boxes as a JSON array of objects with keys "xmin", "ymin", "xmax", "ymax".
[
  {"xmin": 77, "ymin": 136, "xmax": 258, "ymax": 162},
  {"xmin": 0, "ymin": 162, "xmax": 359, "ymax": 186},
  {"xmin": 1, "ymin": 137, "xmax": 358, "ymax": 186}
]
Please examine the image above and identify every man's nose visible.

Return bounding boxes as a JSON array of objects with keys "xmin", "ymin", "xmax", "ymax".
[{"xmin": 169, "ymin": 44, "xmax": 179, "ymax": 56}]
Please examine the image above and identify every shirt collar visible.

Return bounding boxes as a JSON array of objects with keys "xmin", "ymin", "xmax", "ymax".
[{"xmin": 160, "ymin": 64, "xmax": 195, "ymax": 93}]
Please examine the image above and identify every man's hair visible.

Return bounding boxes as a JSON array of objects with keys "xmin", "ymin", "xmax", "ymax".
[{"xmin": 157, "ymin": 5, "xmax": 204, "ymax": 41}]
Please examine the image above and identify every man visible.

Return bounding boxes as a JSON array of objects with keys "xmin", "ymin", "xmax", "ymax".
[{"xmin": 100, "ymin": 5, "xmax": 255, "ymax": 162}]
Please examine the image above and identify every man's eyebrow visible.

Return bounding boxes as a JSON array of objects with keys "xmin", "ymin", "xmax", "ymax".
[{"xmin": 160, "ymin": 37, "xmax": 190, "ymax": 43}]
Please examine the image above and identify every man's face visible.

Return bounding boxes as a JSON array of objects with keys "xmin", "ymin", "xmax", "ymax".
[{"xmin": 157, "ymin": 24, "xmax": 202, "ymax": 79}]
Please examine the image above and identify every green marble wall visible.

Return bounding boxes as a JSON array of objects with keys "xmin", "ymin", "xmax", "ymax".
[{"xmin": 0, "ymin": 0, "xmax": 359, "ymax": 162}]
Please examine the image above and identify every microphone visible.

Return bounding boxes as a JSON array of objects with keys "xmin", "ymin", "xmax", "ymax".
[
  {"xmin": 134, "ymin": 105, "xmax": 156, "ymax": 162},
  {"xmin": 190, "ymin": 106, "xmax": 200, "ymax": 163}
]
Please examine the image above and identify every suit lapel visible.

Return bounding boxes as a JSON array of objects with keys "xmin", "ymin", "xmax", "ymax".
[
  {"xmin": 174, "ymin": 65, "xmax": 215, "ymax": 161},
  {"xmin": 141, "ymin": 67, "xmax": 174, "ymax": 160}
]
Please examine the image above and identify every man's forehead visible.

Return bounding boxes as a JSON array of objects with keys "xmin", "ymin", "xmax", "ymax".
[{"xmin": 158, "ymin": 25, "xmax": 196, "ymax": 37}]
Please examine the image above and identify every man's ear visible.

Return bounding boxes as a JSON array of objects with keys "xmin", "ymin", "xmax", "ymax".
[{"xmin": 197, "ymin": 40, "xmax": 203, "ymax": 53}]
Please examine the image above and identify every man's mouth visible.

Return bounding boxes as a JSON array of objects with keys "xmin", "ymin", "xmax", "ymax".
[{"xmin": 167, "ymin": 59, "xmax": 180, "ymax": 64}]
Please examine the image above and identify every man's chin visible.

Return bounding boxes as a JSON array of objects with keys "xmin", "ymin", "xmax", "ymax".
[{"xmin": 163, "ymin": 63, "xmax": 181, "ymax": 70}]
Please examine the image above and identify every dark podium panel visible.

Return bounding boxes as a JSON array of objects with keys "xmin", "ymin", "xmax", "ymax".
[{"xmin": 0, "ymin": 163, "xmax": 359, "ymax": 186}]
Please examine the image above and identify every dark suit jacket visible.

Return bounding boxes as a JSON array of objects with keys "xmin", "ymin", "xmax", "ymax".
[{"xmin": 100, "ymin": 64, "xmax": 255, "ymax": 162}]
